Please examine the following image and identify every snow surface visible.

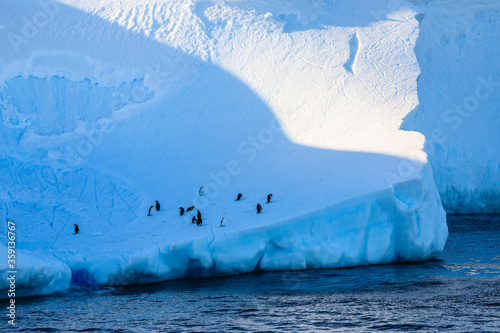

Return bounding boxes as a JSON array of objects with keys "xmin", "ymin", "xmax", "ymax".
[
  {"xmin": 0, "ymin": 0, "xmax": 449, "ymax": 297},
  {"xmin": 405, "ymin": 0, "xmax": 500, "ymax": 214}
]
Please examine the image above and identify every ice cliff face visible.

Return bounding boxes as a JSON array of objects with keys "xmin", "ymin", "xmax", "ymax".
[
  {"xmin": 0, "ymin": 0, "xmax": 452, "ymax": 297},
  {"xmin": 406, "ymin": 0, "xmax": 500, "ymax": 214}
]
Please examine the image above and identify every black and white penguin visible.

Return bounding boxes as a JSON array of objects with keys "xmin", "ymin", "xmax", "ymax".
[
  {"xmin": 155, "ymin": 201, "xmax": 160, "ymax": 211},
  {"xmin": 196, "ymin": 210, "xmax": 202, "ymax": 225},
  {"xmin": 192, "ymin": 216, "xmax": 197, "ymax": 224},
  {"xmin": 186, "ymin": 206, "xmax": 195, "ymax": 212},
  {"xmin": 74, "ymin": 224, "xmax": 79, "ymax": 234},
  {"xmin": 236, "ymin": 193, "xmax": 243, "ymax": 201},
  {"xmin": 220, "ymin": 218, "xmax": 225, "ymax": 227},
  {"xmin": 267, "ymin": 194, "xmax": 272, "ymax": 203},
  {"xmin": 256, "ymin": 203, "xmax": 262, "ymax": 214},
  {"xmin": 179, "ymin": 207, "xmax": 185, "ymax": 216},
  {"xmin": 148, "ymin": 205, "xmax": 154, "ymax": 216},
  {"xmin": 199, "ymin": 187, "xmax": 204, "ymax": 196}
]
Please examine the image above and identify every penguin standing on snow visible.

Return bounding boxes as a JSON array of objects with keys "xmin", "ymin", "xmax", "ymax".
[
  {"xmin": 192, "ymin": 216, "xmax": 197, "ymax": 224},
  {"xmin": 155, "ymin": 201, "xmax": 160, "ymax": 211},
  {"xmin": 199, "ymin": 187, "xmax": 204, "ymax": 196},
  {"xmin": 267, "ymin": 194, "xmax": 273, "ymax": 203},
  {"xmin": 74, "ymin": 224, "xmax": 79, "ymax": 234},
  {"xmin": 179, "ymin": 207, "xmax": 185, "ymax": 216},
  {"xmin": 186, "ymin": 206, "xmax": 195, "ymax": 212},
  {"xmin": 220, "ymin": 218, "xmax": 225, "ymax": 227},
  {"xmin": 236, "ymin": 193, "xmax": 243, "ymax": 201},
  {"xmin": 256, "ymin": 203, "xmax": 262, "ymax": 214},
  {"xmin": 148, "ymin": 206, "xmax": 154, "ymax": 216},
  {"xmin": 196, "ymin": 210, "xmax": 202, "ymax": 226}
]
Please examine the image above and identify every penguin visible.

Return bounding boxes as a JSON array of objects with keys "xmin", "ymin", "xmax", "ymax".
[
  {"xmin": 236, "ymin": 193, "xmax": 243, "ymax": 201},
  {"xmin": 256, "ymin": 203, "xmax": 262, "ymax": 214},
  {"xmin": 199, "ymin": 187, "xmax": 204, "ymax": 196},
  {"xmin": 196, "ymin": 210, "xmax": 202, "ymax": 225},
  {"xmin": 267, "ymin": 194, "xmax": 272, "ymax": 203},
  {"xmin": 186, "ymin": 206, "xmax": 195, "ymax": 212},
  {"xmin": 74, "ymin": 224, "xmax": 79, "ymax": 234},
  {"xmin": 179, "ymin": 207, "xmax": 185, "ymax": 216},
  {"xmin": 192, "ymin": 216, "xmax": 197, "ymax": 224},
  {"xmin": 155, "ymin": 201, "xmax": 160, "ymax": 211},
  {"xmin": 220, "ymin": 218, "xmax": 225, "ymax": 227},
  {"xmin": 148, "ymin": 205, "xmax": 154, "ymax": 216}
]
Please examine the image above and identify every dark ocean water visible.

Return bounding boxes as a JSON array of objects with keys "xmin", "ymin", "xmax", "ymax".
[{"xmin": 3, "ymin": 215, "xmax": 499, "ymax": 332}]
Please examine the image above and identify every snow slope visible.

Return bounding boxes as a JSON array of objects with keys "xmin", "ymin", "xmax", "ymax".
[
  {"xmin": 405, "ymin": 0, "xmax": 500, "ymax": 213},
  {"xmin": 0, "ymin": 0, "xmax": 447, "ymax": 297}
]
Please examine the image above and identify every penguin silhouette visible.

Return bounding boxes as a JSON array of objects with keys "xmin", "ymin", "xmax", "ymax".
[
  {"xmin": 196, "ymin": 210, "xmax": 202, "ymax": 225},
  {"xmin": 220, "ymin": 218, "xmax": 225, "ymax": 227},
  {"xmin": 155, "ymin": 201, "xmax": 160, "ymax": 211},
  {"xmin": 186, "ymin": 206, "xmax": 195, "ymax": 212},
  {"xmin": 148, "ymin": 206, "xmax": 154, "ymax": 216},
  {"xmin": 199, "ymin": 187, "xmax": 204, "ymax": 196},
  {"xmin": 74, "ymin": 224, "xmax": 79, "ymax": 234},
  {"xmin": 192, "ymin": 216, "xmax": 197, "ymax": 224},
  {"xmin": 257, "ymin": 204, "xmax": 262, "ymax": 214},
  {"xmin": 179, "ymin": 207, "xmax": 185, "ymax": 216},
  {"xmin": 236, "ymin": 193, "xmax": 243, "ymax": 201},
  {"xmin": 267, "ymin": 194, "xmax": 272, "ymax": 203}
]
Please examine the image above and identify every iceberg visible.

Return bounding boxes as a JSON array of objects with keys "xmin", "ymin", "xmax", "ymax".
[{"xmin": 0, "ymin": 0, "xmax": 449, "ymax": 298}]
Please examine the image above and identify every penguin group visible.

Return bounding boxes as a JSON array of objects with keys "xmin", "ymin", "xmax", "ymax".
[
  {"xmin": 147, "ymin": 201, "xmax": 161, "ymax": 216},
  {"xmin": 72, "ymin": 186, "xmax": 273, "ymax": 235},
  {"xmin": 190, "ymin": 210, "xmax": 202, "ymax": 226},
  {"xmin": 139, "ymin": 188, "xmax": 274, "ymax": 231}
]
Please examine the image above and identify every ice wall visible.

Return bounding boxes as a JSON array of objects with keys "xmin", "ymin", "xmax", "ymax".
[{"xmin": 406, "ymin": 0, "xmax": 500, "ymax": 213}]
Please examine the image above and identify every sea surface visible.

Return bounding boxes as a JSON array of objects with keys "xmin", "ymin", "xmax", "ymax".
[{"xmin": 3, "ymin": 215, "xmax": 500, "ymax": 332}]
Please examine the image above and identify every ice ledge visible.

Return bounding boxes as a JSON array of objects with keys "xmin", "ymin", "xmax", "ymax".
[
  {"xmin": 79, "ymin": 163, "xmax": 446, "ymax": 286},
  {"xmin": 0, "ymin": 246, "xmax": 71, "ymax": 298},
  {"xmin": 1, "ymin": 162, "xmax": 446, "ymax": 298}
]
